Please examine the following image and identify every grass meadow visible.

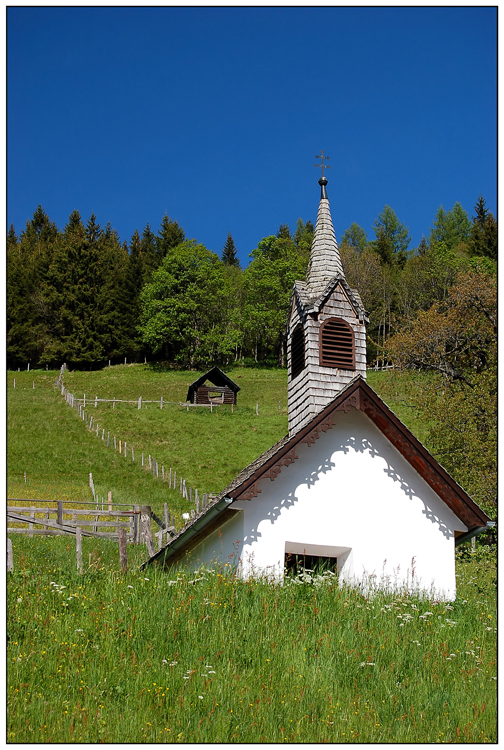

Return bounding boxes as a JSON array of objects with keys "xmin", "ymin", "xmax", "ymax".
[{"xmin": 7, "ymin": 365, "xmax": 497, "ymax": 743}]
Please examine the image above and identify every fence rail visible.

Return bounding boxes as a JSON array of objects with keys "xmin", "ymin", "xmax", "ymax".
[{"xmin": 5, "ymin": 499, "xmax": 179, "ymax": 545}]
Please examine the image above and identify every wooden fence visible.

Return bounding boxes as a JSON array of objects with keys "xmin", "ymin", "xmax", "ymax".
[
  {"xmin": 7, "ymin": 500, "xmax": 176, "ymax": 550},
  {"xmin": 54, "ymin": 378, "xmax": 218, "ymax": 502}
]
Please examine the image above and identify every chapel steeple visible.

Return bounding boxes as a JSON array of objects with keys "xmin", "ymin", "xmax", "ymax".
[
  {"xmin": 305, "ymin": 175, "xmax": 345, "ymax": 293},
  {"xmin": 286, "ymin": 158, "xmax": 368, "ymax": 436}
]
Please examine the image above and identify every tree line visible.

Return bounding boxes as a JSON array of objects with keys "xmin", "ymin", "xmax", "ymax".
[{"xmin": 7, "ymin": 196, "xmax": 496, "ymax": 372}]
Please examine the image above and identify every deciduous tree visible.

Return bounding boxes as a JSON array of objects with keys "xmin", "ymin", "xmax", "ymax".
[{"xmin": 387, "ymin": 267, "xmax": 496, "ymax": 515}]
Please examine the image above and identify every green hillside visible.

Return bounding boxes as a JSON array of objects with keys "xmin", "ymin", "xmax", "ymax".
[{"xmin": 8, "ymin": 365, "xmax": 429, "ymax": 524}]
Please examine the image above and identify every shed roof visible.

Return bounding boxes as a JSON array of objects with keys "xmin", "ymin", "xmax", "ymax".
[
  {"xmin": 144, "ymin": 376, "xmax": 492, "ymax": 569},
  {"xmin": 186, "ymin": 366, "xmax": 241, "ymax": 402}
]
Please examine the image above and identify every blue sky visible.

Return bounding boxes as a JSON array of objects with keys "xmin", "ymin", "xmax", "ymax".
[{"xmin": 7, "ymin": 6, "xmax": 497, "ymax": 267}]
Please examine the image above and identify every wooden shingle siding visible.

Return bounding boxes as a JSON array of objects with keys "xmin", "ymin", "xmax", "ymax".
[
  {"xmin": 287, "ymin": 281, "xmax": 368, "ymax": 435},
  {"xmin": 195, "ymin": 386, "xmax": 236, "ymax": 405}
]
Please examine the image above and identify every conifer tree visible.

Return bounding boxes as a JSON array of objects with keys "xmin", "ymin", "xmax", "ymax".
[
  {"xmin": 277, "ymin": 224, "xmax": 291, "ymax": 239},
  {"xmin": 221, "ymin": 232, "xmax": 240, "ymax": 267},
  {"xmin": 40, "ymin": 210, "xmax": 107, "ymax": 365},
  {"xmin": 140, "ymin": 223, "xmax": 159, "ymax": 283},
  {"xmin": 6, "ymin": 206, "xmax": 59, "ymax": 366},
  {"xmin": 469, "ymin": 195, "xmax": 497, "ymax": 261},
  {"xmin": 156, "ymin": 214, "xmax": 185, "ymax": 262}
]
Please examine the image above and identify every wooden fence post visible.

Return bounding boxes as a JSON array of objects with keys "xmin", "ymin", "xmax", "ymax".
[
  {"xmin": 160, "ymin": 396, "xmax": 163, "ymax": 410},
  {"xmin": 256, "ymin": 403, "xmax": 259, "ymax": 416},
  {"xmin": 7, "ymin": 538, "xmax": 13, "ymax": 572},
  {"xmin": 57, "ymin": 501, "xmax": 63, "ymax": 526},
  {"xmin": 108, "ymin": 491, "xmax": 112, "ymax": 512},
  {"xmin": 141, "ymin": 506, "xmax": 155, "ymax": 557},
  {"xmin": 163, "ymin": 503, "xmax": 169, "ymax": 530},
  {"xmin": 118, "ymin": 528, "xmax": 128, "ymax": 572},
  {"xmin": 138, "ymin": 396, "xmax": 142, "ymax": 409},
  {"xmin": 133, "ymin": 505, "xmax": 140, "ymax": 544},
  {"xmin": 83, "ymin": 394, "xmax": 86, "ymax": 408},
  {"xmin": 76, "ymin": 527, "xmax": 83, "ymax": 574}
]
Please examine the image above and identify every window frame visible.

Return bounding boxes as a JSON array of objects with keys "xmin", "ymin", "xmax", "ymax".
[
  {"xmin": 319, "ymin": 317, "xmax": 355, "ymax": 370},
  {"xmin": 290, "ymin": 324, "xmax": 305, "ymax": 380}
]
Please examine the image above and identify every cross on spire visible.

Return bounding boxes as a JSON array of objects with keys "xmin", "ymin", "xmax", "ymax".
[{"xmin": 314, "ymin": 151, "xmax": 331, "ymax": 178}]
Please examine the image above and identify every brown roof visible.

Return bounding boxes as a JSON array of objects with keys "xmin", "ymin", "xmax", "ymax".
[{"xmin": 144, "ymin": 376, "xmax": 491, "ymax": 568}]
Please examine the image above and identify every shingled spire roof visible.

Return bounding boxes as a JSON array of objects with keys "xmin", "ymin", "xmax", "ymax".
[{"xmin": 305, "ymin": 176, "xmax": 345, "ymax": 294}]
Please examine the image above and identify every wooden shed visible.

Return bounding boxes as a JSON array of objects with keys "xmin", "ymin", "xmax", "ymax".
[{"xmin": 186, "ymin": 367, "xmax": 240, "ymax": 406}]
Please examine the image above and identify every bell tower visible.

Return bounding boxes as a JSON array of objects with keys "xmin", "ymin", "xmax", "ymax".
[{"xmin": 286, "ymin": 155, "xmax": 368, "ymax": 435}]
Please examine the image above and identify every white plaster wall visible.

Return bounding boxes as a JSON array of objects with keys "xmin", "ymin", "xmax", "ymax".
[
  {"xmin": 183, "ymin": 410, "xmax": 467, "ymax": 599},
  {"xmin": 172, "ymin": 512, "xmax": 245, "ymax": 572}
]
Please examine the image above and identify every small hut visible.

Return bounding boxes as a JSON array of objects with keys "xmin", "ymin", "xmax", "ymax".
[{"xmin": 186, "ymin": 366, "xmax": 240, "ymax": 406}]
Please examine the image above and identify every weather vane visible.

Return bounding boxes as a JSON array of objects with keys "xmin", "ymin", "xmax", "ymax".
[{"xmin": 314, "ymin": 151, "xmax": 331, "ymax": 178}]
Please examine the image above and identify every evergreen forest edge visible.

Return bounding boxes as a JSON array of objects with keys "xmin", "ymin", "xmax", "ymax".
[{"xmin": 7, "ymin": 196, "xmax": 496, "ymax": 371}]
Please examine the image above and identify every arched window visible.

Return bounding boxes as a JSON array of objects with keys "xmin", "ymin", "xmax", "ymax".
[
  {"xmin": 290, "ymin": 325, "xmax": 305, "ymax": 380},
  {"xmin": 319, "ymin": 318, "xmax": 355, "ymax": 370}
]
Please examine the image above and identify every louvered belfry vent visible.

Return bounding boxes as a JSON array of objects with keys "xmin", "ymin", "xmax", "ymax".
[
  {"xmin": 291, "ymin": 325, "xmax": 305, "ymax": 380},
  {"xmin": 320, "ymin": 318, "xmax": 355, "ymax": 370}
]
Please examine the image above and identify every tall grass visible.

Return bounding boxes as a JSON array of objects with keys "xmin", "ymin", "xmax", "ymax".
[{"xmin": 7, "ymin": 537, "xmax": 496, "ymax": 743}]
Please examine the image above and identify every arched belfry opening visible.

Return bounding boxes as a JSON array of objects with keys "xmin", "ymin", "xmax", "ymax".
[{"xmin": 287, "ymin": 155, "xmax": 368, "ymax": 435}]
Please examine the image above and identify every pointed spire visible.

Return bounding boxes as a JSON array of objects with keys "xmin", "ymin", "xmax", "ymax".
[{"xmin": 306, "ymin": 175, "xmax": 344, "ymax": 294}]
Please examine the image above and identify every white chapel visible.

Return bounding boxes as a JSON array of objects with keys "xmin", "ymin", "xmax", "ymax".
[{"xmin": 145, "ymin": 163, "xmax": 492, "ymax": 600}]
